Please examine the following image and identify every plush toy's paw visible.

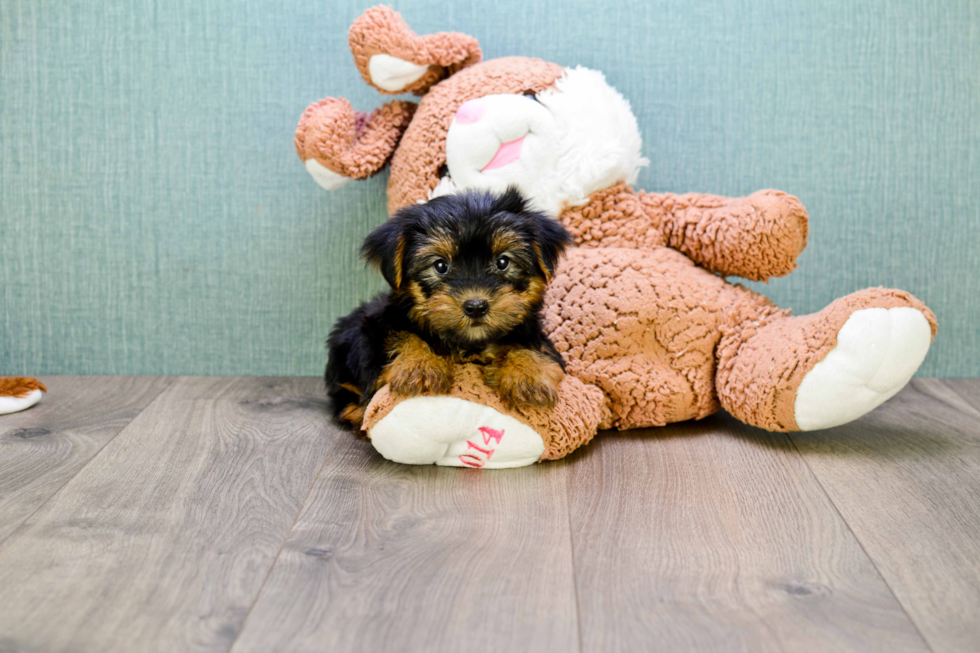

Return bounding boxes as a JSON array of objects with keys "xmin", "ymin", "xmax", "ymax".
[
  {"xmin": 794, "ymin": 307, "xmax": 932, "ymax": 430},
  {"xmin": 369, "ymin": 396, "xmax": 546, "ymax": 468},
  {"xmin": 295, "ymin": 97, "xmax": 357, "ymax": 189},
  {"xmin": 0, "ymin": 377, "xmax": 47, "ymax": 416},
  {"xmin": 295, "ymin": 97, "xmax": 416, "ymax": 189},
  {"xmin": 483, "ymin": 349, "xmax": 564, "ymax": 410}
]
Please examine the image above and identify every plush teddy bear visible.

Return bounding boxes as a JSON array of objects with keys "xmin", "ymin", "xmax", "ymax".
[
  {"xmin": 295, "ymin": 6, "xmax": 936, "ymax": 468},
  {"xmin": 0, "ymin": 378, "xmax": 46, "ymax": 416}
]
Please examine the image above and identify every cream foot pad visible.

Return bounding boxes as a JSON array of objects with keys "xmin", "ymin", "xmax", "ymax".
[{"xmin": 794, "ymin": 307, "xmax": 932, "ymax": 431}]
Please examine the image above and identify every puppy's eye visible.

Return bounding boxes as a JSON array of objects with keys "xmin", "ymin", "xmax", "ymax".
[
  {"xmin": 434, "ymin": 259, "xmax": 450, "ymax": 275},
  {"xmin": 495, "ymin": 256, "xmax": 510, "ymax": 271}
]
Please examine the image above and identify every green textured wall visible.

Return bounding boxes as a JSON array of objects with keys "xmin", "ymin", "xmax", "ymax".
[{"xmin": 1, "ymin": 0, "xmax": 977, "ymax": 376}]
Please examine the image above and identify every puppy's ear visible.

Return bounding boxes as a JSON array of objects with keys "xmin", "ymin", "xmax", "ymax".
[
  {"xmin": 492, "ymin": 185, "xmax": 528, "ymax": 216},
  {"xmin": 530, "ymin": 213, "xmax": 572, "ymax": 281},
  {"xmin": 494, "ymin": 187, "xmax": 572, "ymax": 281},
  {"xmin": 361, "ymin": 218, "xmax": 408, "ymax": 290}
]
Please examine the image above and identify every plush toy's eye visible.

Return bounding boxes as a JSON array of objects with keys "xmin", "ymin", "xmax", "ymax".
[
  {"xmin": 434, "ymin": 259, "xmax": 450, "ymax": 275},
  {"xmin": 495, "ymin": 255, "xmax": 510, "ymax": 271}
]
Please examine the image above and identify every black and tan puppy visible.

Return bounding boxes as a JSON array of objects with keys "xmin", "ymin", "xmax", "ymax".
[{"xmin": 326, "ymin": 188, "xmax": 572, "ymax": 429}]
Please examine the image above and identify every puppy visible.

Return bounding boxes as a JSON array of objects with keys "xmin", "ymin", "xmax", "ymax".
[{"xmin": 326, "ymin": 187, "xmax": 572, "ymax": 430}]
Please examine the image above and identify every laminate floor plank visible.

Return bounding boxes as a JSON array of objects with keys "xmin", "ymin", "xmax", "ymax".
[
  {"xmin": 0, "ymin": 375, "xmax": 174, "ymax": 544},
  {"xmin": 567, "ymin": 417, "xmax": 930, "ymax": 653},
  {"xmin": 230, "ymin": 431, "xmax": 580, "ymax": 653},
  {"xmin": 3, "ymin": 376, "xmax": 977, "ymax": 652},
  {"xmin": 0, "ymin": 376, "xmax": 336, "ymax": 653},
  {"xmin": 787, "ymin": 379, "xmax": 980, "ymax": 653}
]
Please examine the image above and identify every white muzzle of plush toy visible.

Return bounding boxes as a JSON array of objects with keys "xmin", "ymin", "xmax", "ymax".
[{"xmin": 445, "ymin": 93, "xmax": 560, "ymax": 207}]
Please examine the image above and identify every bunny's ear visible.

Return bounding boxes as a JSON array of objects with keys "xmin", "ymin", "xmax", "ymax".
[
  {"xmin": 349, "ymin": 6, "xmax": 482, "ymax": 96},
  {"xmin": 294, "ymin": 97, "xmax": 417, "ymax": 190}
]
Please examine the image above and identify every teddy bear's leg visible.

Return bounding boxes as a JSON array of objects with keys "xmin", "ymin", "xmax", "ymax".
[
  {"xmin": 716, "ymin": 288, "xmax": 936, "ymax": 432},
  {"xmin": 368, "ymin": 396, "xmax": 548, "ymax": 468},
  {"xmin": 361, "ymin": 366, "xmax": 608, "ymax": 466}
]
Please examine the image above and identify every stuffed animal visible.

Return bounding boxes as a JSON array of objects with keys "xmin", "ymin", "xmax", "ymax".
[
  {"xmin": 0, "ymin": 378, "xmax": 46, "ymax": 416},
  {"xmin": 295, "ymin": 6, "xmax": 937, "ymax": 468}
]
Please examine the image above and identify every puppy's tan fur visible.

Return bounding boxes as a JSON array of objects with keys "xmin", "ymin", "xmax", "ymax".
[{"xmin": 483, "ymin": 348, "xmax": 565, "ymax": 410}]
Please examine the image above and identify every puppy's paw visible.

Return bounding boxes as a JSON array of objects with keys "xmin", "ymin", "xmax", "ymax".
[
  {"xmin": 383, "ymin": 333, "xmax": 454, "ymax": 397},
  {"xmin": 387, "ymin": 357, "xmax": 454, "ymax": 396},
  {"xmin": 485, "ymin": 349, "xmax": 564, "ymax": 410},
  {"xmin": 339, "ymin": 402, "xmax": 367, "ymax": 430},
  {"xmin": 498, "ymin": 377, "xmax": 559, "ymax": 410}
]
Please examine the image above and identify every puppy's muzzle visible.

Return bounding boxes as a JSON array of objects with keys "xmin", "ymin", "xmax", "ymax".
[{"xmin": 462, "ymin": 298, "xmax": 490, "ymax": 318}]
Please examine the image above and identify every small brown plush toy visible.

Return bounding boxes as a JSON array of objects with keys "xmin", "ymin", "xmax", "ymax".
[
  {"xmin": 296, "ymin": 6, "xmax": 937, "ymax": 468},
  {"xmin": 0, "ymin": 377, "xmax": 47, "ymax": 416}
]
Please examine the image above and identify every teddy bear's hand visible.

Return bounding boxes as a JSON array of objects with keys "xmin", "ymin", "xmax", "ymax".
[
  {"xmin": 641, "ymin": 189, "xmax": 809, "ymax": 281},
  {"xmin": 295, "ymin": 97, "xmax": 417, "ymax": 189},
  {"xmin": 382, "ymin": 333, "xmax": 454, "ymax": 397},
  {"xmin": 483, "ymin": 349, "xmax": 564, "ymax": 410}
]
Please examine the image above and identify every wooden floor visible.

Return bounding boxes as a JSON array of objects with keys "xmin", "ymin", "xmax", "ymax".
[{"xmin": 1, "ymin": 378, "xmax": 978, "ymax": 653}]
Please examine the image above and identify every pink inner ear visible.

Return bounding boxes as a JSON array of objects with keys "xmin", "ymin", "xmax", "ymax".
[
  {"xmin": 454, "ymin": 98, "xmax": 487, "ymax": 125},
  {"xmin": 482, "ymin": 136, "xmax": 525, "ymax": 171},
  {"xmin": 353, "ymin": 111, "xmax": 370, "ymax": 137}
]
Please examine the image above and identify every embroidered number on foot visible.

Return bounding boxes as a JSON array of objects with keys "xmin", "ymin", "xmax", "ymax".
[{"xmin": 460, "ymin": 427, "xmax": 506, "ymax": 467}]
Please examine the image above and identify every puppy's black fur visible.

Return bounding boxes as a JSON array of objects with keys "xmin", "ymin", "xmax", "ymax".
[{"xmin": 325, "ymin": 187, "xmax": 571, "ymax": 429}]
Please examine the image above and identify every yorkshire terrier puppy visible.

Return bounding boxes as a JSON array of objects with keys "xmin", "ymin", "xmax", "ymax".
[{"xmin": 326, "ymin": 187, "xmax": 572, "ymax": 430}]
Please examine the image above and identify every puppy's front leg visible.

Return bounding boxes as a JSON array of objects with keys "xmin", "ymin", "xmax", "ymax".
[
  {"xmin": 484, "ymin": 348, "xmax": 564, "ymax": 410},
  {"xmin": 382, "ymin": 332, "xmax": 454, "ymax": 397}
]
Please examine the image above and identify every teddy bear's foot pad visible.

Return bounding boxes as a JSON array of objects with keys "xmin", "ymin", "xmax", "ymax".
[
  {"xmin": 794, "ymin": 307, "xmax": 932, "ymax": 431},
  {"xmin": 369, "ymin": 396, "xmax": 545, "ymax": 468},
  {"xmin": 0, "ymin": 389, "xmax": 43, "ymax": 416}
]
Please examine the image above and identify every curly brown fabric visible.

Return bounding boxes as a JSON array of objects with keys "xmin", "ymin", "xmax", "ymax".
[
  {"xmin": 560, "ymin": 183, "xmax": 809, "ymax": 282},
  {"xmin": 349, "ymin": 6, "xmax": 482, "ymax": 96},
  {"xmin": 543, "ymin": 246, "xmax": 775, "ymax": 429},
  {"xmin": 294, "ymin": 98, "xmax": 416, "ymax": 178}
]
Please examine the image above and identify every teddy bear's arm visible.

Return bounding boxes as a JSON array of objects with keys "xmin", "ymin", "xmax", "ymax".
[
  {"xmin": 639, "ymin": 189, "xmax": 809, "ymax": 281},
  {"xmin": 295, "ymin": 98, "xmax": 417, "ymax": 183}
]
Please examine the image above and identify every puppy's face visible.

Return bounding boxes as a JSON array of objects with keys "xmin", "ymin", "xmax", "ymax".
[
  {"xmin": 405, "ymin": 218, "xmax": 543, "ymax": 344},
  {"xmin": 363, "ymin": 188, "xmax": 571, "ymax": 345}
]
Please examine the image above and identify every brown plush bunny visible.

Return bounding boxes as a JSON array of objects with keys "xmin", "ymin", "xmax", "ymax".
[
  {"xmin": 0, "ymin": 378, "xmax": 46, "ymax": 416},
  {"xmin": 295, "ymin": 6, "xmax": 936, "ymax": 468}
]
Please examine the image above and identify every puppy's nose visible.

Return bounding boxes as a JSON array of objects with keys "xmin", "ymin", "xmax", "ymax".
[
  {"xmin": 463, "ymin": 298, "xmax": 490, "ymax": 318},
  {"xmin": 454, "ymin": 98, "xmax": 487, "ymax": 125}
]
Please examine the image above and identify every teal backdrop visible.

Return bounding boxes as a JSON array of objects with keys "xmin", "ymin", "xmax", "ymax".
[{"xmin": 1, "ymin": 0, "xmax": 977, "ymax": 376}]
